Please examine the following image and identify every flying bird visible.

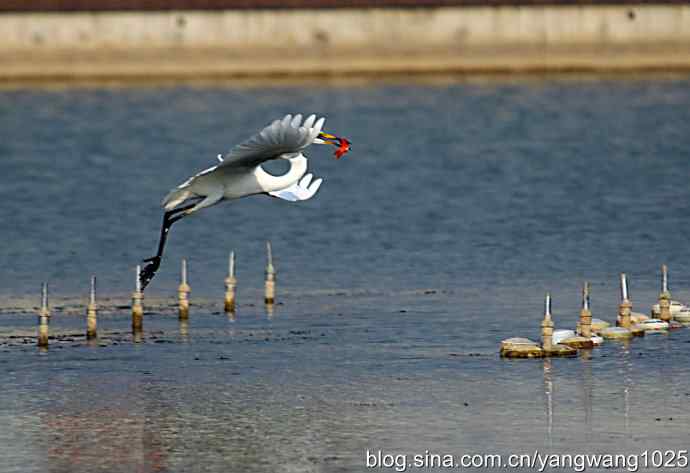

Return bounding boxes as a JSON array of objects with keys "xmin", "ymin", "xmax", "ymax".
[{"xmin": 139, "ymin": 113, "xmax": 350, "ymax": 290}]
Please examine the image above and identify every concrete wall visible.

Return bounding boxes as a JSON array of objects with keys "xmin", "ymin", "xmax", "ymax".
[
  {"xmin": 1, "ymin": 5, "xmax": 689, "ymax": 52},
  {"xmin": 2, "ymin": 6, "xmax": 689, "ymax": 81}
]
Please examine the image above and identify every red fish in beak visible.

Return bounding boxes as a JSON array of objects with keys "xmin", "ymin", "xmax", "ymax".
[
  {"xmin": 334, "ymin": 137, "xmax": 351, "ymax": 159},
  {"xmin": 319, "ymin": 132, "xmax": 352, "ymax": 159}
]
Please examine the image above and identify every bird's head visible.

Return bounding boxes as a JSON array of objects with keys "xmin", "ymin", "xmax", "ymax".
[{"xmin": 315, "ymin": 132, "xmax": 351, "ymax": 160}]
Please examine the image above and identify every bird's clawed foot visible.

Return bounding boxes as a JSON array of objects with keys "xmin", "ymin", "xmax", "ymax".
[{"xmin": 140, "ymin": 256, "xmax": 161, "ymax": 290}]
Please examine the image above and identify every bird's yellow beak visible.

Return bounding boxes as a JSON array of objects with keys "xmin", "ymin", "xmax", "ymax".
[{"xmin": 317, "ymin": 132, "xmax": 339, "ymax": 145}]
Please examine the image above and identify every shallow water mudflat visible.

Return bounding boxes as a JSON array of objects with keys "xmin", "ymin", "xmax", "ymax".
[
  {"xmin": 2, "ymin": 291, "xmax": 690, "ymax": 473},
  {"xmin": 2, "ymin": 77, "xmax": 690, "ymax": 472}
]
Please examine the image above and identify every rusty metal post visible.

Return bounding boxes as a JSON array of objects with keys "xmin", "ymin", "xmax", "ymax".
[
  {"xmin": 132, "ymin": 265, "xmax": 144, "ymax": 333},
  {"xmin": 86, "ymin": 275, "xmax": 97, "ymax": 339},
  {"xmin": 224, "ymin": 251, "xmax": 237, "ymax": 313},
  {"xmin": 541, "ymin": 292, "xmax": 554, "ymax": 352},
  {"xmin": 618, "ymin": 273, "xmax": 632, "ymax": 328},
  {"xmin": 264, "ymin": 241, "xmax": 275, "ymax": 305},
  {"xmin": 38, "ymin": 282, "xmax": 50, "ymax": 348},
  {"xmin": 658, "ymin": 264, "xmax": 671, "ymax": 323},
  {"xmin": 578, "ymin": 282, "xmax": 592, "ymax": 338},
  {"xmin": 178, "ymin": 259, "xmax": 190, "ymax": 320}
]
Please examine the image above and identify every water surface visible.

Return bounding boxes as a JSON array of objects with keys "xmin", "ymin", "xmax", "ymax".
[{"xmin": 2, "ymin": 77, "xmax": 690, "ymax": 472}]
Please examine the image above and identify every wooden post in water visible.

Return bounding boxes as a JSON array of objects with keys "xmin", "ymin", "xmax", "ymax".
[
  {"xmin": 264, "ymin": 241, "xmax": 276, "ymax": 305},
  {"xmin": 178, "ymin": 259, "xmax": 190, "ymax": 320},
  {"xmin": 541, "ymin": 293, "xmax": 554, "ymax": 352},
  {"xmin": 578, "ymin": 282, "xmax": 592, "ymax": 338},
  {"xmin": 224, "ymin": 251, "xmax": 237, "ymax": 313},
  {"xmin": 658, "ymin": 264, "xmax": 672, "ymax": 323},
  {"xmin": 86, "ymin": 275, "xmax": 97, "ymax": 339},
  {"xmin": 38, "ymin": 282, "xmax": 50, "ymax": 348},
  {"xmin": 618, "ymin": 273, "xmax": 632, "ymax": 329},
  {"xmin": 132, "ymin": 265, "xmax": 144, "ymax": 333}
]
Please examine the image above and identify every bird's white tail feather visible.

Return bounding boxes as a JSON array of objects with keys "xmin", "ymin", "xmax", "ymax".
[{"xmin": 162, "ymin": 188, "xmax": 193, "ymax": 211}]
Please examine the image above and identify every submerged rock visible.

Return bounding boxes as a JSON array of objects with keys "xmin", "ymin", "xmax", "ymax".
[
  {"xmin": 600, "ymin": 326, "xmax": 633, "ymax": 340},
  {"xmin": 638, "ymin": 319, "xmax": 669, "ymax": 332},
  {"xmin": 560, "ymin": 336, "xmax": 594, "ymax": 349},
  {"xmin": 543, "ymin": 344, "xmax": 578, "ymax": 357},
  {"xmin": 591, "ymin": 318, "xmax": 610, "ymax": 333},
  {"xmin": 499, "ymin": 338, "xmax": 543, "ymax": 358},
  {"xmin": 552, "ymin": 329, "xmax": 575, "ymax": 345}
]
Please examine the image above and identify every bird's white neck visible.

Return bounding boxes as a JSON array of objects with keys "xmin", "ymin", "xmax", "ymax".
[{"xmin": 254, "ymin": 153, "xmax": 308, "ymax": 193}]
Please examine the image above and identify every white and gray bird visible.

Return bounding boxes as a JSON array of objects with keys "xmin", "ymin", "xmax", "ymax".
[{"xmin": 140, "ymin": 113, "xmax": 351, "ymax": 289}]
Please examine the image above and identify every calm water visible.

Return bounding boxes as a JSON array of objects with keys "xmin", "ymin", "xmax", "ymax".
[{"xmin": 2, "ymin": 77, "xmax": 690, "ymax": 472}]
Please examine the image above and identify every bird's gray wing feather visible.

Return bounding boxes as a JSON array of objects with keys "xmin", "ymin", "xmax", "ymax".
[{"xmin": 219, "ymin": 114, "xmax": 325, "ymax": 168}]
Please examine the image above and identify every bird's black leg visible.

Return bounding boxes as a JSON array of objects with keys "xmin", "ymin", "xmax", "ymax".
[{"xmin": 140, "ymin": 202, "xmax": 198, "ymax": 290}]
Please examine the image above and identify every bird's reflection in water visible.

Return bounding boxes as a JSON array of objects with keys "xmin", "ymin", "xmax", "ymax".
[
  {"xmin": 179, "ymin": 320, "xmax": 189, "ymax": 343},
  {"xmin": 42, "ymin": 402, "xmax": 169, "ymax": 472},
  {"xmin": 542, "ymin": 358, "xmax": 553, "ymax": 448},
  {"xmin": 227, "ymin": 310, "xmax": 237, "ymax": 322},
  {"xmin": 266, "ymin": 304, "xmax": 275, "ymax": 320},
  {"xmin": 133, "ymin": 330, "xmax": 143, "ymax": 344}
]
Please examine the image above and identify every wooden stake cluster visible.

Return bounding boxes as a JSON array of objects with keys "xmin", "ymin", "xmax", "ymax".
[
  {"xmin": 501, "ymin": 267, "xmax": 683, "ymax": 358},
  {"xmin": 37, "ymin": 282, "xmax": 50, "ymax": 348},
  {"xmin": 32, "ymin": 255, "xmax": 690, "ymax": 355},
  {"xmin": 86, "ymin": 275, "xmax": 97, "ymax": 339},
  {"xmin": 658, "ymin": 264, "xmax": 672, "ymax": 322},
  {"xmin": 264, "ymin": 241, "xmax": 276, "ymax": 305},
  {"xmin": 178, "ymin": 259, "xmax": 190, "ymax": 320},
  {"xmin": 132, "ymin": 265, "xmax": 144, "ymax": 332},
  {"xmin": 224, "ymin": 251, "xmax": 237, "ymax": 313}
]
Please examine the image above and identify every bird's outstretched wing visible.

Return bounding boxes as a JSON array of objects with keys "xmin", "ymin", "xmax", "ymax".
[
  {"xmin": 219, "ymin": 114, "xmax": 325, "ymax": 169},
  {"xmin": 269, "ymin": 173, "xmax": 323, "ymax": 202}
]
